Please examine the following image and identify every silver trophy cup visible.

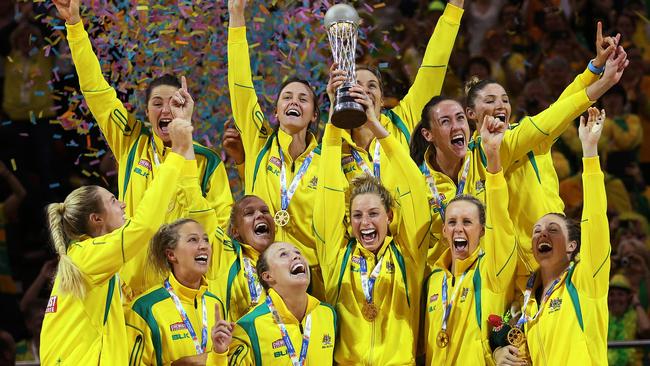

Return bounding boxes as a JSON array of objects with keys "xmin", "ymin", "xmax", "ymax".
[{"xmin": 324, "ymin": 4, "xmax": 366, "ymax": 129}]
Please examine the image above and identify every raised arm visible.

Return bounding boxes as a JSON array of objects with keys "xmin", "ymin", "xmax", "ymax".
[
  {"xmin": 499, "ymin": 48, "xmax": 629, "ymax": 169},
  {"xmin": 69, "ymin": 119, "xmax": 195, "ymax": 285},
  {"xmin": 227, "ymin": 0, "xmax": 271, "ymax": 156},
  {"xmin": 575, "ymin": 108, "xmax": 610, "ymax": 297},
  {"xmin": 393, "ymin": 1, "xmax": 464, "ymax": 131},
  {"xmin": 480, "ymin": 116, "xmax": 517, "ymax": 292},
  {"xmin": 54, "ymin": 0, "xmax": 139, "ymax": 160}
]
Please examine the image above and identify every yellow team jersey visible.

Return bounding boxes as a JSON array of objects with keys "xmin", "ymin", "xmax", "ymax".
[
  {"xmin": 125, "ymin": 273, "xmax": 226, "ymax": 365},
  {"xmin": 422, "ymin": 69, "xmax": 596, "ymax": 270},
  {"xmin": 40, "ymin": 153, "xmax": 189, "ymax": 365},
  {"xmin": 424, "ymin": 170, "xmax": 517, "ymax": 366},
  {"xmin": 314, "ymin": 124, "xmax": 431, "ymax": 365},
  {"xmin": 228, "ymin": 26, "xmax": 325, "ymax": 300},
  {"xmin": 523, "ymin": 157, "xmax": 610, "ymax": 365},
  {"xmin": 66, "ymin": 21, "xmax": 234, "ymax": 302},
  {"xmin": 207, "ymin": 289, "xmax": 337, "ymax": 365}
]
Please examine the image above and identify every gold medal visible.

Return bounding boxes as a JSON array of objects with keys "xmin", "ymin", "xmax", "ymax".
[
  {"xmin": 274, "ymin": 209, "xmax": 290, "ymax": 227},
  {"xmin": 362, "ymin": 302, "xmax": 378, "ymax": 321},
  {"xmin": 507, "ymin": 327, "xmax": 525, "ymax": 347},
  {"xmin": 436, "ymin": 330, "xmax": 449, "ymax": 348}
]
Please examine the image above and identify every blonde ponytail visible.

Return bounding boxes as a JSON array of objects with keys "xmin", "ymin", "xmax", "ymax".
[{"xmin": 46, "ymin": 185, "xmax": 104, "ymax": 298}]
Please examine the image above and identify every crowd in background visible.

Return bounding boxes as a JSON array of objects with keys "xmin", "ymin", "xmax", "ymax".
[{"xmin": 0, "ymin": 0, "xmax": 650, "ymax": 364}]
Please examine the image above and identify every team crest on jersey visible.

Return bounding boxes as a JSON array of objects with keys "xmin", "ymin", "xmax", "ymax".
[
  {"xmin": 138, "ymin": 159, "xmax": 152, "ymax": 171},
  {"xmin": 460, "ymin": 288, "xmax": 470, "ymax": 302},
  {"xmin": 322, "ymin": 334, "xmax": 333, "ymax": 348},
  {"xmin": 430, "ymin": 294, "xmax": 439, "ymax": 302},
  {"xmin": 269, "ymin": 157, "xmax": 282, "ymax": 168},
  {"xmin": 170, "ymin": 322, "xmax": 186, "ymax": 331},
  {"xmin": 46, "ymin": 296, "xmax": 58, "ymax": 313},
  {"xmin": 475, "ymin": 180, "xmax": 485, "ymax": 192},
  {"xmin": 385, "ymin": 261, "xmax": 395, "ymax": 273},
  {"xmin": 272, "ymin": 338, "xmax": 285, "ymax": 349},
  {"xmin": 308, "ymin": 176, "xmax": 318, "ymax": 189},
  {"xmin": 549, "ymin": 298, "xmax": 562, "ymax": 313}
]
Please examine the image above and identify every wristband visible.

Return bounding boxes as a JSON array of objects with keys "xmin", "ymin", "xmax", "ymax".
[{"xmin": 588, "ymin": 59, "xmax": 605, "ymax": 75}]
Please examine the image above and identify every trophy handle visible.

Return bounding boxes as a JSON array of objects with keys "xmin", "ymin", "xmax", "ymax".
[{"xmin": 331, "ymin": 83, "xmax": 367, "ymax": 129}]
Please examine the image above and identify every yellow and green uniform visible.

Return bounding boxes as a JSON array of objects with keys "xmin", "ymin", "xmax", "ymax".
[
  {"xmin": 65, "ymin": 21, "xmax": 233, "ymax": 302},
  {"xmin": 125, "ymin": 273, "xmax": 225, "ymax": 365},
  {"xmin": 228, "ymin": 26, "xmax": 324, "ymax": 300},
  {"xmin": 523, "ymin": 156, "xmax": 610, "ymax": 366},
  {"xmin": 314, "ymin": 124, "xmax": 431, "ymax": 365},
  {"xmin": 207, "ymin": 289, "xmax": 337, "ymax": 365},
  {"xmin": 423, "ymin": 170, "xmax": 517, "ymax": 366},
  {"xmin": 40, "ymin": 152, "xmax": 189, "ymax": 365},
  {"xmin": 422, "ymin": 68, "xmax": 597, "ymax": 270}
]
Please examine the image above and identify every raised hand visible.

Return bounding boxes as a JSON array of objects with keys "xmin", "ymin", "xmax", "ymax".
[
  {"xmin": 211, "ymin": 303, "xmax": 233, "ymax": 354},
  {"xmin": 578, "ymin": 107, "xmax": 605, "ymax": 158},
  {"xmin": 222, "ymin": 120, "xmax": 245, "ymax": 165},
  {"xmin": 170, "ymin": 76, "xmax": 194, "ymax": 122},
  {"xmin": 593, "ymin": 21, "xmax": 620, "ymax": 69},
  {"xmin": 586, "ymin": 47, "xmax": 629, "ymax": 101},
  {"xmin": 228, "ymin": 0, "xmax": 247, "ymax": 27},
  {"xmin": 169, "ymin": 118, "xmax": 195, "ymax": 160},
  {"xmin": 349, "ymin": 85, "xmax": 389, "ymax": 139},
  {"xmin": 480, "ymin": 115, "xmax": 507, "ymax": 173},
  {"xmin": 52, "ymin": 0, "xmax": 81, "ymax": 25},
  {"xmin": 327, "ymin": 63, "xmax": 347, "ymax": 106}
]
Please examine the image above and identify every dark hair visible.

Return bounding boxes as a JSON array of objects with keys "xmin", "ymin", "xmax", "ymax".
[
  {"xmin": 145, "ymin": 74, "xmax": 182, "ymax": 104},
  {"xmin": 356, "ymin": 64, "xmax": 384, "ymax": 95},
  {"xmin": 274, "ymin": 77, "xmax": 321, "ymax": 129},
  {"xmin": 464, "ymin": 76, "xmax": 499, "ymax": 110},
  {"xmin": 465, "ymin": 57, "xmax": 492, "ymax": 81},
  {"xmin": 409, "ymin": 96, "xmax": 456, "ymax": 166},
  {"xmin": 447, "ymin": 194, "xmax": 486, "ymax": 226},
  {"xmin": 256, "ymin": 242, "xmax": 281, "ymax": 290},
  {"xmin": 228, "ymin": 195, "xmax": 261, "ymax": 239},
  {"xmin": 545, "ymin": 212, "xmax": 581, "ymax": 260}
]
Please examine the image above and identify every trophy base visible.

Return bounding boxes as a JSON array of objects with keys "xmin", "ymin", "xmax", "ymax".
[{"xmin": 331, "ymin": 86, "xmax": 367, "ymax": 129}]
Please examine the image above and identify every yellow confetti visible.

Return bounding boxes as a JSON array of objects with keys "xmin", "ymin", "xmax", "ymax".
[
  {"xmin": 373, "ymin": 2, "xmax": 386, "ymax": 8},
  {"xmin": 10, "ymin": 159, "xmax": 16, "ymax": 171},
  {"xmin": 253, "ymin": 17, "xmax": 266, "ymax": 23},
  {"xmin": 175, "ymin": 40, "xmax": 189, "ymax": 45},
  {"xmin": 82, "ymin": 170, "xmax": 91, "ymax": 177},
  {"xmin": 7, "ymin": 56, "xmax": 13, "ymax": 63},
  {"xmin": 250, "ymin": 42, "xmax": 261, "ymax": 49},
  {"xmin": 136, "ymin": 5, "xmax": 149, "ymax": 10}
]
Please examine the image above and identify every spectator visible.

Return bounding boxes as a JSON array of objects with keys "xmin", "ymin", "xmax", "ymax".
[
  {"xmin": 15, "ymin": 298, "xmax": 46, "ymax": 362},
  {"xmin": 0, "ymin": 330, "xmax": 15, "ymax": 366}
]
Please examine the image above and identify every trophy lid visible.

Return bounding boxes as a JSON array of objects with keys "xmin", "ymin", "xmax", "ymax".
[{"xmin": 324, "ymin": 3, "xmax": 360, "ymax": 27}]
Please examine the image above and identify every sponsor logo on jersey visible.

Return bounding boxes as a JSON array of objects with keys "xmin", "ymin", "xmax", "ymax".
[
  {"xmin": 170, "ymin": 322, "xmax": 186, "ymax": 332},
  {"xmin": 46, "ymin": 296, "xmax": 58, "ymax": 313}
]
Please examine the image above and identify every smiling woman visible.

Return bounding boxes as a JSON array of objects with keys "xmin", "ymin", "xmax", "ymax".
[{"xmin": 124, "ymin": 218, "xmax": 227, "ymax": 366}]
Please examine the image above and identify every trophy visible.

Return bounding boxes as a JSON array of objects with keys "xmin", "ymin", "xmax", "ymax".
[{"xmin": 324, "ymin": 3, "xmax": 367, "ymax": 129}]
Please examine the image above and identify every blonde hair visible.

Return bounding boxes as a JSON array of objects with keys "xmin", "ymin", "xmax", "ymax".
[
  {"xmin": 149, "ymin": 218, "xmax": 199, "ymax": 280},
  {"xmin": 349, "ymin": 174, "xmax": 394, "ymax": 213},
  {"xmin": 46, "ymin": 185, "xmax": 104, "ymax": 298}
]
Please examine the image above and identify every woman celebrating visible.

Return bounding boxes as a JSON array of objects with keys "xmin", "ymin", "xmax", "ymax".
[
  {"xmin": 228, "ymin": 0, "xmax": 325, "ymax": 299},
  {"xmin": 330, "ymin": 0, "xmax": 464, "ymax": 184},
  {"xmin": 125, "ymin": 218, "xmax": 227, "ymax": 365},
  {"xmin": 53, "ymin": 0, "xmax": 233, "ymax": 301},
  {"xmin": 208, "ymin": 242, "xmax": 337, "ymax": 365},
  {"xmin": 423, "ymin": 116, "xmax": 517, "ymax": 365},
  {"xmin": 496, "ymin": 108, "xmax": 611, "ymax": 365},
  {"xmin": 40, "ymin": 119, "xmax": 197, "ymax": 365},
  {"xmin": 313, "ymin": 85, "xmax": 431, "ymax": 364}
]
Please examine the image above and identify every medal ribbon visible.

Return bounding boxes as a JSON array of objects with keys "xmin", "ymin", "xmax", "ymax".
[
  {"xmin": 421, "ymin": 155, "xmax": 471, "ymax": 219},
  {"xmin": 278, "ymin": 141, "xmax": 315, "ymax": 212},
  {"xmin": 350, "ymin": 141, "xmax": 382, "ymax": 180},
  {"xmin": 516, "ymin": 263, "xmax": 573, "ymax": 328},
  {"xmin": 150, "ymin": 134, "xmax": 162, "ymax": 167},
  {"xmin": 440, "ymin": 254, "xmax": 479, "ymax": 333},
  {"xmin": 359, "ymin": 255, "xmax": 384, "ymax": 304},
  {"xmin": 265, "ymin": 295, "xmax": 312, "ymax": 366},
  {"xmin": 243, "ymin": 257, "xmax": 263, "ymax": 306},
  {"xmin": 163, "ymin": 279, "xmax": 208, "ymax": 354}
]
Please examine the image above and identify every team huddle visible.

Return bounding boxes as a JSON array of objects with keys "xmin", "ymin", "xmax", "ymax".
[{"xmin": 40, "ymin": 0, "xmax": 630, "ymax": 365}]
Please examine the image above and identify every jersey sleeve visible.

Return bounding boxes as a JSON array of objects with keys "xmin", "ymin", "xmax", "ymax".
[
  {"xmin": 575, "ymin": 156, "xmax": 610, "ymax": 297},
  {"xmin": 67, "ymin": 153, "xmax": 186, "ymax": 285},
  {"xmin": 391, "ymin": 3, "xmax": 463, "ymax": 133},
  {"xmin": 482, "ymin": 170, "xmax": 518, "ymax": 293},
  {"xmin": 66, "ymin": 21, "xmax": 141, "ymax": 161},
  {"xmin": 227, "ymin": 26, "xmax": 272, "ymax": 160},
  {"xmin": 125, "ymin": 308, "xmax": 155, "ymax": 366}
]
